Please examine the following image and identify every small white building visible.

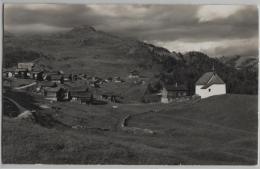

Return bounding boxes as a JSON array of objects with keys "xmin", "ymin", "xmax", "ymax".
[
  {"xmin": 195, "ymin": 72, "xmax": 226, "ymax": 99},
  {"xmin": 17, "ymin": 62, "xmax": 34, "ymax": 71},
  {"xmin": 3, "ymin": 71, "xmax": 14, "ymax": 78}
]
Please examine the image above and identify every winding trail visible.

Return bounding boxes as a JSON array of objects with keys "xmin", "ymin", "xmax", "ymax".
[{"xmin": 14, "ymin": 82, "xmax": 37, "ymax": 90}]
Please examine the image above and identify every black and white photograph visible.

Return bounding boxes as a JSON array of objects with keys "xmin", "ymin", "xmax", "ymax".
[{"xmin": 1, "ymin": 2, "xmax": 258, "ymax": 165}]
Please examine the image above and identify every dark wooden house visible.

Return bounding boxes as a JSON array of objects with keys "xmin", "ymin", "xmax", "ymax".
[
  {"xmin": 128, "ymin": 70, "xmax": 140, "ymax": 79},
  {"xmin": 14, "ymin": 68, "xmax": 30, "ymax": 79},
  {"xmin": 47, "ymin": 74, "xmax": 64, "ymax": 84},
  {"xmin": 161, "ymin": 83, "xmax": 188, "ymax": 103},
  {"xmin": 31, "ymin": 71, "xmax": 44, "ymax": 81},
  {"xmin": 63, "ymin": 74, "xmax": 72, "ymax": 82},
  {"xmin": 43, "ymin": 87, "xmax": 68, "ymax": 101},
  {"xmin": 68, "ymin": 86, "xmax": 92, "ymax": 103}
]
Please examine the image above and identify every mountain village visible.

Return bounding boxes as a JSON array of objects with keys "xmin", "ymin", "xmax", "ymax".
[
  {"xmin": 2, "ymin": 4, "xmax": 258, "ymax": 165},
  {"xmin": 3, "ymin": 61, "xmax": 226, "ymax": 105}
]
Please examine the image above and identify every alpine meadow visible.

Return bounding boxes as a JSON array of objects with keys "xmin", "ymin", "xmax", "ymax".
[{"xmin": 2, "ymin": 4, "xmax": 258, "ymax": 165}]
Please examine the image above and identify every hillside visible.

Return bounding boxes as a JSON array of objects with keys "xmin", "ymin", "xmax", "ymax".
[
  {"xmin": 3, "ymin": 46, "xmax": 54, "ymax": 70},
  {"xmin": 152, "ymin": 51, "xmax": 258, "ymax": 95},
  {"xmin": 129, "ymin": 94, "xmax": 258, "ymax": 132},
  {"xmin": 3, "ymin": 26, "xmax": 258, "ymax": 95},
  {"xmin": 219, "ymin": 55, "xmax": 258, "ymax": 71},
  {"xmin": 4, "ymin": 25, "xmax": 164, "ymax": 78},
  {"xmin": 2, "ymin": 94, "xmax": 258, "ymax": 164}
]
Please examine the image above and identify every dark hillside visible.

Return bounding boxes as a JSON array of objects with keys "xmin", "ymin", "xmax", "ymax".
[
  {"xmin": 219, "ymin": 55, "xmax": 258, "ymax": 71},
  {"xmin": 158, "ymin": 51, "xmax": 258, "ymax": 95},
  {"xmin": 3, "ymin": 46, "xmax": 42, "ymax": 68},
  {"xmin": 3, "ymin": 26, "xmax": 162, "ymax": 77},
  {"xmin": 3, "ymin": 27, "xmax": 258, "ymax": 95}
]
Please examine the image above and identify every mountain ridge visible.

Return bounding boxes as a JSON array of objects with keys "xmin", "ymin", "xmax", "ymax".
[{"xmin": 3, "ymin": 25, "xmax": 258, "ymax": 95}]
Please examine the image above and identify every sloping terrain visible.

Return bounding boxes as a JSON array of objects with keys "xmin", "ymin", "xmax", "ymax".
[
  {"xmin": 128, "ymin": 94, "xmax": 258, "ymax": 132},
  {"xmin": 2, "ymin": 92, "xmax": 258, "ymax": 164},
  {"xmin": 219, "ymin": 55, "xmax": 258, "ymax": 71},
  {"xmin": 4, "ymin": 26, "xmax": 165, "ymax": 77},
  {"xmin": 3, "ymin": 26, "xmax": 258, "ymax": 95}
]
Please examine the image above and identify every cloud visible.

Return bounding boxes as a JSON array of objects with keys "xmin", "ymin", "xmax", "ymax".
[
  {"xmin": 196, "ymin": 5, "xmax": 247, "ymax": 22},
  {"xmin": 213, "ymin": 37, "xmax": 258, "ymax": 57},
  {"xmin": 5, "ymin": 23, "xmax": 70, "ymax": 34},
  {"xmin": 154, "ymin": 37, "xmax": 258, "ymax": 57},
  {"xmin": 4, "ymin": 4, "xmax": 258, "ymax": 57},
  {"xmin": 4, "ymin": 4, "xmax": 96, "ymax": 28},
  {"xmin": 87, "ymin": 4, "xmax": 149, "ymax": 18}
]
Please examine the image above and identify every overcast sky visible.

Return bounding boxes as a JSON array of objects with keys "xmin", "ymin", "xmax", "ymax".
[{"xmin": 4, "ymin": 4, "xmax": 258, "ymax": 57}]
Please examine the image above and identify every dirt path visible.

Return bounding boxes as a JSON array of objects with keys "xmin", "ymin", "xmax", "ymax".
[{"xmin": 14, "ymin": 82, "xmax": 37, "ymax": 90}]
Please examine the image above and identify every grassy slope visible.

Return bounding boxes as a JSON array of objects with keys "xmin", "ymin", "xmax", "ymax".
[
  {"xmin": 4, "ymin": 29, "xmax": 159, "ymax": 78},
  {"xmin": 219, "ymin": 55, "xmax": 258, "ymax": 70},
  {"xmin": 1, "ymin": 94, "xmax": 258, "ymax": 164}
]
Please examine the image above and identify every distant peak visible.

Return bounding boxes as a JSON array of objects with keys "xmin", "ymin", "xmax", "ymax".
[{"xmin": 70, "ymin": 25, "xmax": 96, "ymax": 33}]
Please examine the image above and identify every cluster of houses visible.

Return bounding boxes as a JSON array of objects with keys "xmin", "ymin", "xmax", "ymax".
[
  {"xmin": 3, "ymin": 62, "xmax": 227, "ymax": 104},
  {"xmin": 157, "ymin": 70, "xmax": 226, "ymax": 103},
  {"xmin": 3, "ymin": 62, "xmax": 44, "ymax": 80},
  {"xmin": 158, "ymin": 68, "xmax": 226, "ymax": 103},
  {"xmin": 144, "ymin": 66, "xmax": 226, "ymax": 103},
  {"xmin": 38, "ymin": 82, "xmax": 97, "ymax": 104},
  {"xmin": 3, "ymin": 62, "xmax": 143, "ymax": 104}
]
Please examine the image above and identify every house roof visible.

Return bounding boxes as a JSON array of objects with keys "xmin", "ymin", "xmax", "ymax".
[
  {"xmin": 3, "ymin": 70, "xmax": 15, "ymax": 73},
  {"xmin": 95, "ymin": 83, "xmax": 123, "ymax": 96},
  {"xmin": 31, "ymin": 67, "xmax": 44, "ymax": 72},
  {"xmin": 50, "ymin": 74, "xmax": 63, "ymax": 80},
  {"xmin": 69, "ymin": 85, "xmax": 89, "ymax": 92},
  {"xmin": 44, "ymin": 87, "xmax": 61, "ymax": 92},
  {"xmin": 15, "ymin": 68, "xmax": 28, "ymax": 72},
  {"xmin": 3, "ymin": 67, "xmax": 15, "ymax": 72},
  {"xmin": 70, "ymin": 92, "xmax": 92, "ymax": 98},
  {"xmin": 18, "ymin": 62, "xmax": 34, "ymax": 65},
  {"xmin": 196, "ymin": 72, "xmax": 225, "ymax": 89},
  {"xmin": 17, "ymin": 62, "xmax": 34, "ymax": 67},
  {"xmin": 101, "ymin": 91, "xmax": 121, "ymax": 96},
  {"xmin": 31, "ymin": 71, "xmax": 42, "ymax": 73},
  {"xmin": 165, "ymin": 84, "xmax": 188, "ymax": 91},
  {"xmin": 39, "ymin": 81, "xmax": 57, "ymax": 87},
  {"xmin": 130, "ymin": 70, "xmax": 139, "ymax": 75},
  {"xmin": 63, "ymin": 74, "xmax": 72, "ymax": 78}
]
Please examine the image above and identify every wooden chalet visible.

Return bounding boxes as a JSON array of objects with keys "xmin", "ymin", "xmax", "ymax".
[
  {"xmin": 70, "ymin": 92, "xmax": 93, "ymax": 104},
  {"xmin": 17, "ymin": 62, "xmax": 34, "ymax": 71},
  {"xmin": 63, "ymin": 74, "xmax": 72, "ymax": 82},
  {"xmin": 3, "ymin": 68, "xmax": 14, "ymax": 78},
  {"xmin": 37, "ymin": 81, "xmax": 57, "ymax": 93},
  {"xmin": 46, "ymin": 73, "xmax": 64, "ymax": 84},
  {"xmin": 96, "ymin": 85, "xmax": 123, "ymax": 103},
  {"xmin": 68, "ymin": 85, "xmax": 92, "ymax": 104},
  {"xmin": 30, "ymin": 70, "xmax": 44, "ymax": 80},
  {"xmin": 128, "ymin": 70, "xmax": 140, "ymax": 79},
  {"xmin": 43, "ymin": 87, "xmax": 68, "ymax": 101},
  {"xmin": 14, "ymin": 68, "xmax": 30, "ymax": 79},
  {"xmin": 100, "ymin": 91, "xmax": 123, "ymax": 103},
  {"xmin": 160, "ymin": 83, "xmax": 188, "ymax": 103}
]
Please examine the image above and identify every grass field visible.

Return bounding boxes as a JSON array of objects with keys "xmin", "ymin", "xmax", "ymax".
[{"xmin": 1, "ymin": 91, "xmax": 258, "ymax": 165}]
